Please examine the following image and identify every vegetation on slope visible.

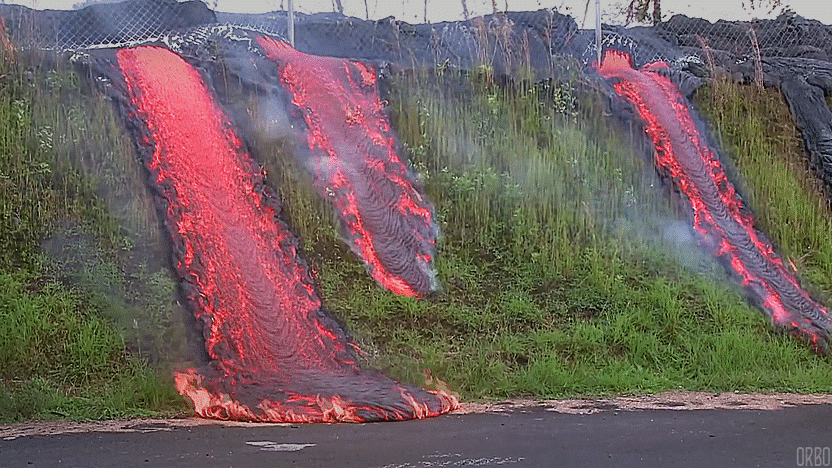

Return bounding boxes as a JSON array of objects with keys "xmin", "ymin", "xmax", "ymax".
[
  {"xmin": 0, "ymin": 43, "xmax": 830, "ymax": 422},
  {"xmin": 0, "ymin": 49, "xmax": 186, "ymax": 421},
  {"xmin": 261, "ymin": 67, "xmax": 832, "ymax": 400},
  {"xmin": 696, "ymin": 75, "xmax": 832, "ymax": 299}
]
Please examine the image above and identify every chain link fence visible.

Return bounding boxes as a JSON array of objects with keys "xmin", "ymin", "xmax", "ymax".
[
  {"xmin": 1, "ymin": 0, "xmax": 832, "ymax": 64},
  {"xmin": 222, "ymin": 0, "xmax": 832, "ymax": 62},
  {"xmin": 0, "ymin": 1, "xmax": 215, "ymax": 49},
  {"xmin": 660, "ymin": 13, "xmax": 832, "ymax": 61}
]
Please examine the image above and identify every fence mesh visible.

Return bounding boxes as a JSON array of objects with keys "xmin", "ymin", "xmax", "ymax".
[
  {"xmin": 55, "ymin": 1, "xmax": 191, "ymax": 49},
  {"xmin": 1, "ymin": 0, "xmax": 832, "ymax": 63},
  {"xmin": 661, "ymin": 13, "xmax": 832, "ymax": 60},
  {"xmin": 0, "ymin": 1, "xmax": 215, "ymax": 49}
]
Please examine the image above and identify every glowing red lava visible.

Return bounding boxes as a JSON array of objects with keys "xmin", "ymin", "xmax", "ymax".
[
  {"xmin": 256, "ymin": 35, "xmax": 438, "ymax": 297},
  {"xmin": 599, "ymin": 49, "xmax": 830, "ymax": 351},
  {"xmin": 114, "ymin": 45, "xmax": 457, "ymax": 422}
]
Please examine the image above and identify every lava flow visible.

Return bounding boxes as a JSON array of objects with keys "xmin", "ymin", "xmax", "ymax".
[
  {"xmin": 599, "ymin": 49, "xmax": 831, "ymax": 352},
  {"xmin": 113, "ymin": 45, "xmax": 457, "ymax": 422},
  {"xmin": 256, "ymin": 35, "xmax": 438, "ymax": 297}
]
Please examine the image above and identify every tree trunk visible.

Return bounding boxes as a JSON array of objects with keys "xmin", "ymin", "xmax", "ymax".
[{"xmin": 652, "ymin": 0, "xmax": 661, "ymax": 25}]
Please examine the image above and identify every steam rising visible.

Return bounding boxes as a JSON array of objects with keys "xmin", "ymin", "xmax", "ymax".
[
  {"xmin": 599, "ymin": 49, "xmax": 831, "ymax": 351},
  {"xmin": 255, "ymin": 35, "xmax": 440, "ymax": 297},
  {"xmin": 96, "ymin": 44, "xmax": 456, "ymax": 423}
]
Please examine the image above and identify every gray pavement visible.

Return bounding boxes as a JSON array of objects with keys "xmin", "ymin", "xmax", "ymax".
[{"xmin": 1, "ymin": 403, "xmax": 831, "ymax": 467}]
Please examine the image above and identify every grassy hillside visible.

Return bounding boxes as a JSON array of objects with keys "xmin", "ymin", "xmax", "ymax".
[
  {"xmin": 0, "ymin": 49, "xmax": 186, "ymax": 421},
  {"xmin": 267, "ymin": 69, "xmax": 832, "ymax": 399},
  {"xmin": 0, "ymin": 45, "xmax": 830, "ymax": 422}
]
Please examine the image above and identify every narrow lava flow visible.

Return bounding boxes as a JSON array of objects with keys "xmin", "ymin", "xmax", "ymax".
[
  {"xmin": 599, "ymin": 49, "xmax": 831, "ymax": 352},
  {"xmin": 112, "ymin": 45, "xmax": 457, "ymax": 422},
  {"xmin": 256, "ymin": 35, "xmax": 439, "ymax": 297}
]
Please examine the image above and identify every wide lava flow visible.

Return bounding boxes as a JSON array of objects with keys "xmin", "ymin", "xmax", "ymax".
[
  {"xmin": 599, "ymin": 49, "xmax": 831, "ymax": 352},
  {"xmin": 112, "ymin": 45, "xmax": 457, "ymax": 422}
]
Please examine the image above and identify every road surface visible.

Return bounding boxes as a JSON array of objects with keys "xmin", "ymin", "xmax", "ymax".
[{"xmin": 2, "ymin": 394, "xmax": 831, "ymax": 467}]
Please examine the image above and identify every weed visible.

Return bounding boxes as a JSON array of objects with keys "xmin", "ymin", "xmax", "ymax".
[
  {"xmin": 0, "ymin": 50, "xmax": 188, "ymax": 421},
  {"xmin": 2, "ymin": 39, "xmax": 831, "ymax": 422},
  {"xmin": 695, "ymin": 76, "xmax": 832, "ymax": 299},
  {"xmin": 269, "ymin": 68, "xmax": 832, "ymax": 400}
]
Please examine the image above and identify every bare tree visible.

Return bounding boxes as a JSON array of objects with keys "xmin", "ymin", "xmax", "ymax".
[
  {"xmin": 333, "ymin": 0, "xmax": 344, "ymax": 15},
  {"xmin": 581, "ymin": 0, "xmax": 592, "ymax": 27},
  {"xmin": 461, "ymin": 0, "xmax": 470, "ymax": 21},
  {"xmin": 743, "ymin": 0, "xmax": 788, "ymax": 14},
  {"xmin": 625, "ymin": 0, "xmax": 661, "ymax": 25}
]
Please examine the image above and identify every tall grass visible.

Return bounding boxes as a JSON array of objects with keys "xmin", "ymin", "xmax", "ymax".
[
  {"xmin": 0, "ymin": 47, "xmax": 187, "ymax": 422},
  {"xmin": 695, "ymin": 76, "xmax": 832, "ymax": 300},
  {"xmin": 254, "ymin": 67, "xmax": 832, "ymax": 399},
  {"xmin": 2, "ymin": 38, "xmax": 831, "ymax": 422},
  {"xmin": 0, "ymin": 272, "xmax": 183, "ymax": 421}
]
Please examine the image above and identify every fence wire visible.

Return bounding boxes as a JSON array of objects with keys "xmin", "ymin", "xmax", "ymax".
[
  {"xmin": 661, "ymin": 13, "xmax": 832, "ymax": 60},
  {"xmin": 1, "ymin": 1, "xmax": 831, "ymax": 64},
  {"xmin": 56, "ymin": 1, "xmax": 185, "ymax": 49}
]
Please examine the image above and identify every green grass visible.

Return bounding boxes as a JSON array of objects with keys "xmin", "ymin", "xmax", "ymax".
[
  {"xmin": 0, "ymin": 48, "xmax": 188, "ymax": 422},
  {"xmin": 0, "ymin": 271, "xmax": 185, "ymax": 421},
  {"xmin": 252, "ymin": 67, "xmax": 832, "ymax": 400},
  {"xmin": 695, "ymin": 76, "xmax": 832, "ymax": 298},
  {"xmin": 1, "ymin": 43, "xmax": 831, "ymax": 422}
]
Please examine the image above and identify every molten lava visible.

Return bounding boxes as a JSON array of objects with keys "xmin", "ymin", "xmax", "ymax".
[
  {"xmin": 256, "ymin": 35, "xmax": 439, "ymax": 297},
  {"xmin": 113, "ymin": 45, "xmax": 457, "ymax": 422},
  {"xmin": 599, "ymin": 49, "xmax": 831, "ymax": 351}
]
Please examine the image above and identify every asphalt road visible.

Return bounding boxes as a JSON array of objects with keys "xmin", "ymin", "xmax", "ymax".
[{"xmin": 2, "ymin": 403, "xmax": 831, "ymax": 468}]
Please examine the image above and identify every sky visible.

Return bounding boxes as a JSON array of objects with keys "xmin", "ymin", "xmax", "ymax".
[{"xmin": 4, "ymin": 0, "xmax": 831, "ymax": 26}]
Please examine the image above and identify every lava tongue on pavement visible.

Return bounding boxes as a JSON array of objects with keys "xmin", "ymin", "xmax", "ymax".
[{"xmin": 109, "ymin": 44, "xmax": 457, "ymax": 422}]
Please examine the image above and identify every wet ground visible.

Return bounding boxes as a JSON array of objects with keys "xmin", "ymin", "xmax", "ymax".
[{"xmin": 2, "ymin": 393, "xmax": 831, "ymax": 467}]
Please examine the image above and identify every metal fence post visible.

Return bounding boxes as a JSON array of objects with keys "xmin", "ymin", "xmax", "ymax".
[
  {"xmin": 288, "ymin": 0, "xmax": 295, "ymax": 47},
  {"xmin": 596, "ymin": 0, "xmax": 602, "ymax": 66}
]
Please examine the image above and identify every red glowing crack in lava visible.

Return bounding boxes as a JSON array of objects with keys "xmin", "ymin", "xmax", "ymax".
[
  {"xmin": 115, "ymin": 45, "xmax": 457, "ymax": 422},
  {"xmin": 256, "ymin": 35, "xmax": 438, "ymax": 298},
  {"xmin": 598, "ymin": 49, "xmax": 831, "ymax": 351}
]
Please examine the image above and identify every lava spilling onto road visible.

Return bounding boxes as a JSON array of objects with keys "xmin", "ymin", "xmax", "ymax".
[
  {"xmin": 599, "ymin": 49, "xmax": 831, "ymax": 351},
  {"xmin": 256, "ymin": 35, "xmax": 439, "ymax": 297},
  {"xmin": 112, "ymin": 45, "xmax": 457, "ymax": 422}
]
